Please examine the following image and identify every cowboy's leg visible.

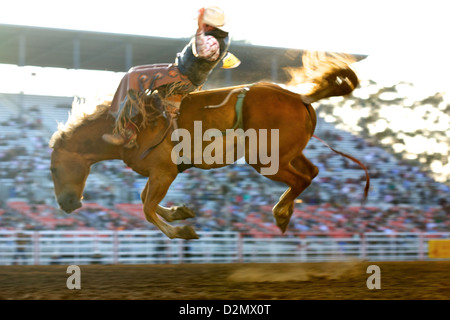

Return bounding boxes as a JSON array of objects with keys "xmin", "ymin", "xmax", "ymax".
[
  {"xmin": 103, "ymin": 64, "xmax": 197, "ymax": 148},
  {"xmin": 103, "ymin": 63, "xmax": 167, "ymax": 148},
  {"xmin": 103, "ymin": 65, "xmax": 174, "ymax": 148},
  {"xmin": 102, "ymin": 93, "xmax": 139, "ymax": 148}
]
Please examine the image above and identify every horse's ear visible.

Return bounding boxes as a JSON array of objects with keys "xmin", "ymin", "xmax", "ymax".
[
  {"xmin": 49, "ymin": 131, "xmax": 66, "ymax": 149},
  {"xmin": 58, "ymin": 133, "xmax": 66, "ymax": 147}
]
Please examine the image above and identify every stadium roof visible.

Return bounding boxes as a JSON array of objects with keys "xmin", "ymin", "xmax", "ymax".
[{"xmin": 0, "ymin": 24, "xmax": 365, "ymax": 86}]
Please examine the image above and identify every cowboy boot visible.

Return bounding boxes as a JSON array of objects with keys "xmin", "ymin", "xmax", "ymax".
[
  {"xmin": 102, "ymin": 132, "xmax": 125, "ymax": 146},
  {"xmin": 102, "ymin": 123, "xmax": 138, "ymax": 148}
]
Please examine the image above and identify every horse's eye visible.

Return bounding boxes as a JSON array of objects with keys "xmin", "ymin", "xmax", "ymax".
[{"xmin": 50, "ymin": 167, "xmax": 57, "ymax": 175}]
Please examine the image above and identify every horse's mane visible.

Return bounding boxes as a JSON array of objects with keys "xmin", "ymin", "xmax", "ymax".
[{"xmin": 49, "ymin": 97, "xmax": 112, "ymax": 148}]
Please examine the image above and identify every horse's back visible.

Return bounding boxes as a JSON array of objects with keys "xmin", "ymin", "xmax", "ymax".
[{"xmin": 178, "ymin": 81, "xmax": 315, "ymax": 140}]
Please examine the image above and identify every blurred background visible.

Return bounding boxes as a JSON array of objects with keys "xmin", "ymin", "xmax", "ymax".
[{"xmin": 0, "ymin": 0, "xmax": 448, "ymax": 265}]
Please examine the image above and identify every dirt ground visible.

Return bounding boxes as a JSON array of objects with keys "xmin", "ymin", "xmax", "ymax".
[{"xmin": 0, "ymin": 261, "xmax": 449, "ymax": 300}]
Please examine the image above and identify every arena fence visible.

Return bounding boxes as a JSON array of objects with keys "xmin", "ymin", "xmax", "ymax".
[{"xmin": 0, "ymin": 231, "xmax": 449, "ymax": 265}]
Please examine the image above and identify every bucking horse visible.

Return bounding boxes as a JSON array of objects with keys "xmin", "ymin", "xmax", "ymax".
[{"xmin": 49, "ymin": 52, "xmax": 369, "ymax": 239}]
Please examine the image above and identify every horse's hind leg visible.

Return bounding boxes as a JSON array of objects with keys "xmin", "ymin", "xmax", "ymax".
[
  {"xmin": 291, "ymin": 153, "xmax": 319, "ymax": 181},
  {"xmin": 141, "ymin": 177, "xmax": 199, "ymax": 240},
  {"xmin": 269, "ymin": 154, "xmax": 318, "ymax": 233}
]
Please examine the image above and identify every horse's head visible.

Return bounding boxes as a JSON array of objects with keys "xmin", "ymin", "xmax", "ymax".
[
  {"xmin": 48, "ymin": 100, "xmax": 118, "ymax": 213},
  {"xmin": 50, "ymin": 146, "xmax": 91, "ymax": 213}
]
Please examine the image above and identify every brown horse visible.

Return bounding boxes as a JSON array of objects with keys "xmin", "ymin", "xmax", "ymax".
[{"xmin": 49, "ymin": 52, "xmax": 365, "ymax": 239}]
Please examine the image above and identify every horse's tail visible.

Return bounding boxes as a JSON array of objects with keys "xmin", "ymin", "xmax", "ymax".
[{"xmin": 286, "ymin": 51, "xmax": 359, "ymax": 104}]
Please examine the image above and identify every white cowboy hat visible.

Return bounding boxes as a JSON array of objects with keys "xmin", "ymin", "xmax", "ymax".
[{"xmin": 203, "ymin": 6, "xmax": 228, "ymax": 32}]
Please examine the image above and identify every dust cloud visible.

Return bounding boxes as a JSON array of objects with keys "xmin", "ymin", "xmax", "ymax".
[{"xmin": 227, "ymin": 261, "xmax": 364, "ymax": 282}]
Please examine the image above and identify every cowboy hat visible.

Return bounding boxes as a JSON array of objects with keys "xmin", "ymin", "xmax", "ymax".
[{"xmin": 203, "ymin": 6, "xmax": 228, "ymax": 32}]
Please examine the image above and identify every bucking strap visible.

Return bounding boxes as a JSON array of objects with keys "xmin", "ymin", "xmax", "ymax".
[{"xmin": 313, "ymin": 135, "xmax": 370, "ymax": 204}]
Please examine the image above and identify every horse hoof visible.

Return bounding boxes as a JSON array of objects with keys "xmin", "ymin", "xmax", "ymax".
[
  {"xmin": 176, "ymin": 226, "xmax": 199, "ymax": 240},
  {"xmin": 276, "ymin": 217, "xmax": 290, "ymax": 233},
  {"xmin": 178, "ymin": 205, "xmax": 196, "ymax": 219},
  {"xmin": 169, "ymin": 206, "xmax": 196, "ymax": 221}
]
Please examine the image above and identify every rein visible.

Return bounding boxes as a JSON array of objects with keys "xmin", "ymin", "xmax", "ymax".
[
  {"xmin": 204, "ymin": 87, "xmax": 249, "ymax": 109},
  {"xmin": 139, "ymin": 96, "xmax": 178, "ymax": 160},
  {"xmin": 139, "ymin": 114, "xmax": 176, "ymax": 160}
]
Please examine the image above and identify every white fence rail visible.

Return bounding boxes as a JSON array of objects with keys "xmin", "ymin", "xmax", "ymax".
[{"xmin": 0, "ymin": 231, "xmax": 449, "ymax": 265}]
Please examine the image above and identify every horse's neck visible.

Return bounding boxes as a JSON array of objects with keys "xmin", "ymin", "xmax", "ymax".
[{"xmin": 70, "ymin": 116, "xmax": 121, "ymax": 163}]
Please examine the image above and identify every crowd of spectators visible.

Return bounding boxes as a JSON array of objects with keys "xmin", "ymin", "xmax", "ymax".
[{"xmin": 0, "ymin": 80, "xmax": 449, "ymax": 235}]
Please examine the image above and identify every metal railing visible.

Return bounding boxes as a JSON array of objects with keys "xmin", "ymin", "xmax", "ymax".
[{"xmin": 1, "ymin": 231, "xmax": 449, "ymax": 265}]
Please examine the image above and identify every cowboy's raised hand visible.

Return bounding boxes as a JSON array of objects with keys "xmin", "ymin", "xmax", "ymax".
[{"xmin": 197, "ymin": 8, "xmax": 205, "ymax": 29}]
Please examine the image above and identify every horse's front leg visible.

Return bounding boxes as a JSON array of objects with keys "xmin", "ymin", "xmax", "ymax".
[
  {"xmin": 141, "ymin": 175, "xmax": 199, "ymax": 240},
  {"xmin": 156, "ymin": 204, "xmax": 196, "ymax": 222}
]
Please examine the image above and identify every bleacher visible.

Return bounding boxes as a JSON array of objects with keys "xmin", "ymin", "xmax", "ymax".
[{"xmin": 0, "ymin": 92, "xmax": 73, "ymax": 132}]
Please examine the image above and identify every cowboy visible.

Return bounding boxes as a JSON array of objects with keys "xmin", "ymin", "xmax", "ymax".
[{"xmin": 102, "ymin": 6, "xmax": 239, "ymax": 148}]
